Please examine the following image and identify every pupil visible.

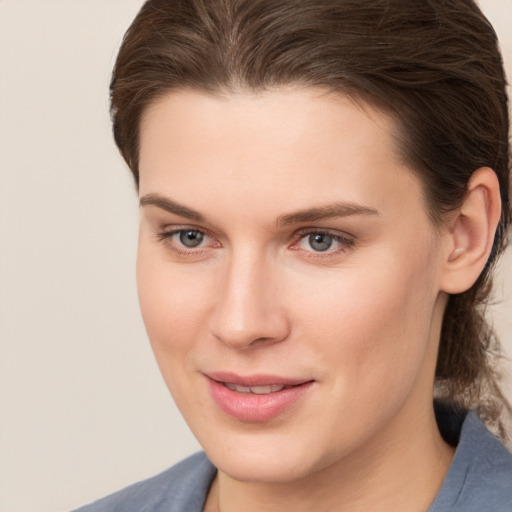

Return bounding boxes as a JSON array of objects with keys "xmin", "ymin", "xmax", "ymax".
[
  {"xmin": 180, "ymin": 231, "xmax": 204, "ymax": 248},
  {"xmin": 309, "ymin": 233, "xmax": 332, "ymax": 252}
]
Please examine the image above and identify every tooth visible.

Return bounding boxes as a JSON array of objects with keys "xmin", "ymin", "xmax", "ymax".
[
  {"xmin": 250, "ymin": 385, "xmax": 273, "ymax": 394},
  {"xmin": 234, "ymin": 384, "xmax": 252, "ymax": 393},
  {"xmin": 225, "ymin": 383, "xmax": 252, "ymax": 393},
  {"xmin": 224, "ymin": 382, "xmax": 287, "ymax": 394},
  {"xmin": 250, "ymin": 385, "xmax": 286, "ymax": 394}
]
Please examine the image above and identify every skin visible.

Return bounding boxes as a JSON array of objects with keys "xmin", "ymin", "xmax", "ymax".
[{"xmin": 136, "ymin": 88, "xmax": 499, "ymax": 512}]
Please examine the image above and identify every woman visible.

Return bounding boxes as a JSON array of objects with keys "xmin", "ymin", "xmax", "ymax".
[{"xmin": 75, "ymin": 0, "xmax": 512, "ymax": 510}]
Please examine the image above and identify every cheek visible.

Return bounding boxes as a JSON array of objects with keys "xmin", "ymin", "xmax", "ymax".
[
  {"xmin": 286, "ymin": 253, "xmax": 441, "ymax": 454},
  {"xmin": 136, "ymin": 248, "xmax": 216, "ymax": 413},
  {"xmin": 295, "ymin": 246, "xmax": 440, "ymax": 386},
  {"xmin": 357, "ymin": 264, "xmax": 439, "ymax": 406},
  {"xmin": 136, "ymin": 242, "xmax": 209, "ymax": 355}
]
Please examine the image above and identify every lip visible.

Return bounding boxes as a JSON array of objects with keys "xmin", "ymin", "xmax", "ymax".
[{"xmin": 205, "ymin": 372, "xmax": 314, "ymax": 422}]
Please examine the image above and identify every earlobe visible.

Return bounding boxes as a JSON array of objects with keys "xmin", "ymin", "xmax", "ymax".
[{"xmin": 440, "ymin": 167, "xmax": 501, "ymax": 294}]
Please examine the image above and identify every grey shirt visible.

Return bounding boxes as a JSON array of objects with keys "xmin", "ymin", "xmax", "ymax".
[{"xmin": 73, "ymin": 410, "xmax": 512, "ymax": 511}]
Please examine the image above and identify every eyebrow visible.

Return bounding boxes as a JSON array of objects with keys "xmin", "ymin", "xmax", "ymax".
[
  {"xmin": 275, "ymin": 202, "xmax": 379, "ymax": 226},
  {"xmin": 140, "ymin": 193, "xmax": 205, "ymax": 222},
  {"xmin": 140, "ymin": 193, "xmax": 379, "ymax": 225}
]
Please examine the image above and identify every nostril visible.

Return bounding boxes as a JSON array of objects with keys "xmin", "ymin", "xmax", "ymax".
[{"xmin": 210, "ymin": 320, "xmax": 290, "ymax": 349}]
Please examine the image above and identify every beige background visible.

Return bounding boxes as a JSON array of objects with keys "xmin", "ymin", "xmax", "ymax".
[{"xmin": 0, "ymin": 1, "xmax": 511, "ymax": 511}]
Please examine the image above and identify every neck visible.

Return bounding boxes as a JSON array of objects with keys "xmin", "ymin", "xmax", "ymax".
[{"xmin": 204, "ymin": 403, "xmax": 454, "ymax": 512}]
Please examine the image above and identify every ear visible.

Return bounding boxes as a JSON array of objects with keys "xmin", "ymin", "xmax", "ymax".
[{"xmin": 440, "ymin": 167, "xmax": 502, "ymax": 294}]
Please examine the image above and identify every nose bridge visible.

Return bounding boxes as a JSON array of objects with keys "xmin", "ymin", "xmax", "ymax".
[{"xmin": 211, "ymin": 246, "xmax": 288, "ymax": 348}]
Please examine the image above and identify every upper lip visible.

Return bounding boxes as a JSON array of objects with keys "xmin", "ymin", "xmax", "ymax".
[{"xmin": 205, "ymin": 371, "xmax": 312, "ymax": 387}]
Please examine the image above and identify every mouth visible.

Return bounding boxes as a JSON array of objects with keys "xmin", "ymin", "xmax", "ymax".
[
  {"xmin": 222, "ymin": 382, "xmax": 296, "ymax": 394},
  {"xmin": 205, "ymin": 372, "xmax": 314, "ymax": 422}
]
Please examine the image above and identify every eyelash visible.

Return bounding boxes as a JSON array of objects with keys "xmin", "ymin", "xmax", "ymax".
[
  {"xmin": 156, "ymin": 227, "xmax": 217, "ymax": 256},
  {"xmin": 291, "ymin": 228, "xmax": 355, "ymax": 258},
  {"xmin": 156, "ymin": 227, "xmax": 355, "ymax": 258}
]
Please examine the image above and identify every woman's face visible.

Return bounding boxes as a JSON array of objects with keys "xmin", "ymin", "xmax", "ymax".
[{"xmin": 137, "ymin": 88, "xmax": 450, "ymax": 483}]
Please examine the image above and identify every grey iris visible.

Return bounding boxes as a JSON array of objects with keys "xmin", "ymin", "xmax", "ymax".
[
  {"xmin": 309, "ymin": 233, "xmax": 333, "ymax": 251},
  {"xmin": 180, "ymin": 230, "xmax": 204, "ymax": 248}
]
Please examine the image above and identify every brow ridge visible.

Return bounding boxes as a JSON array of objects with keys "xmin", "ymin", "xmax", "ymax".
[
  {"xmin": 140, "ymin": 193, "xmax": 378, "ymax": 226},
  {"xmin": 139, "ymin": 193, "xmax": 205, "ymax": 221},
  {"xmin": 276, "ymin": 202, "xmax": 379, "ymax": 226}
]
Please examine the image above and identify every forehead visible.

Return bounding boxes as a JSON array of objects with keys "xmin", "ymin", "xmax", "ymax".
[
  {"xmin": 140, "ymin": 87, "xmax": 398, "ymax": 146},
  {"xmin": 137, "ymin": 88, "xmax": 427, "ymax": 225}
]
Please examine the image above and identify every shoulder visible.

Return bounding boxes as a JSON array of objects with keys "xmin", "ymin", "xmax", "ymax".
[
  {"xmin": 430, "ymin": 411, "xmax": 512, "ymax": 512},
  {"xmin": 71, "ymin": 452, "xmax": 216, "ymax": 512},
  {"xmin": 459, "ymin": 413, "xmax": 512, "ymax": 508}
]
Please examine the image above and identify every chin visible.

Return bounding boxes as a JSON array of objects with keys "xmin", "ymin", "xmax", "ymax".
[
  {"xmin": 217, "ymin": 453, "xmax": 317, "ymax": 484},
  {"xmin": 198, "ymin": 425, "xmax": 335, "ymax": 484}
]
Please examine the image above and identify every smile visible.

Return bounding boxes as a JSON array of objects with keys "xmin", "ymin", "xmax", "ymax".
[{"xmin": 206, "ymin": 373, "xmax": 314, "ymax": 422}]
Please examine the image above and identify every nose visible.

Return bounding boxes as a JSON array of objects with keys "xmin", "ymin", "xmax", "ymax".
[{"xmin": 210, "ymin": 251, "xmax": 290, "ymax": 349}]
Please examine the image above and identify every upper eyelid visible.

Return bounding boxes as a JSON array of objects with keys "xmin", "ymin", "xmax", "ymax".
[
  {"xmin": 293, "ymin": 227, "xmax": 355, "ymax": 240},
  {"xmin": 153, "ymin": 213, "xmax": 355, "ymax": 235},
  {"xmin": 159, "ymin": 222, "xmax": 205, "ymax": 231},
  {"xmin": 156, "ymin": 228, "xmax": 218, "ymax": 254},
  {"xmin": 158, "ymin": 224, "xmax": 214, "ymax": 239},
  {"xmin": 155, "ymin": 225, "xmax": 355, "ymax": 248},
  {"xmin": 143, "ymin": 209, "xmax": 219, "ymax": 234},
  {"xmin": 158, "ymin": 227, "xmax": 207, "ymax": 237},
  {"xmin": 157, "ymin": 226, "xmax": 208, "ymax": 240},
  {"xmin": 292, "ymin": 228, "xmax": 356, "ymax": 253}
]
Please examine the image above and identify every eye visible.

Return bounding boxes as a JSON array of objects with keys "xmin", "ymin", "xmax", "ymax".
[
  {"xmin": 302, "ymin": 233, "xmax": 336, "ymax": 252},
  {"xmin": 157, "ymin": 227, "xmax": 217, "ymax": 253},
  {"xmin": 294, "ymin": 230, "xmax": 354, "ymax": 255}
]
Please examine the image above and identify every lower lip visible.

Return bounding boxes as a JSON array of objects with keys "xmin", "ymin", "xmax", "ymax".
[{"xmin": 208, "ymin": 378, "xmax": 314, "ymax": 422}]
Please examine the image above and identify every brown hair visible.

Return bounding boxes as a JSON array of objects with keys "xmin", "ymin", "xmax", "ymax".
[{"xmin": 110, "ymin": 0, "xmax": 511, "ymax": 431}]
